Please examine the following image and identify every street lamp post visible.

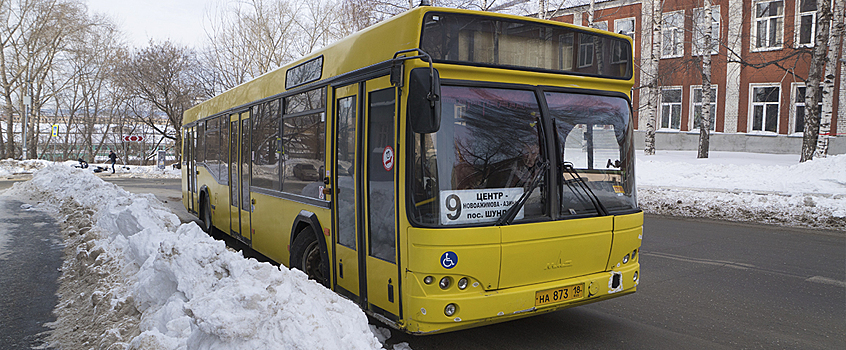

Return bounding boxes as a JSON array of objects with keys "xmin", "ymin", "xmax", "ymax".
[{"xmin": 22, "ymin": 52, "xmax": 32, "ymax": 160}]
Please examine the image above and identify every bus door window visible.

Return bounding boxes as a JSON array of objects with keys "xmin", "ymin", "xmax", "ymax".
[
  {"xmin": 229, "ymin": 119, "xmax": 239, "ymax": 210},
  {"xmin": 240, "ymin": 116, "xmax": 251, "ymax": 212},
  {"xmin": 336, "ymin": 95, "xmax": 358, "ymax": 249},
  {"xmin": 367, "ymin": 88, "xmax": 396, "ymax": 263}
]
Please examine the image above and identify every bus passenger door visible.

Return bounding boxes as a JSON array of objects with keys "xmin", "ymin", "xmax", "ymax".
[
  {"xmin": 333, "ymin": 85, "xmax": 361, "ymax": 302},
  {"xmin": 186, "ymin": 127, "xmax": 197, "ymax": 213},
  {"xmin": 332, "ymin": 77, "xmax": 400, "ymax": 320},
  {"xmin": 229, "ymin": 111, "xmax": 253, "ymax": 243},
  {"xmin": 362, "ymin": 78, "xmax": 400, "ymax": 319}
]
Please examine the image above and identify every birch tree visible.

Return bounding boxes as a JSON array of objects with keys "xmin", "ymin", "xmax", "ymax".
[
  {"xmin": 697, "ymin": 0, "xmax": 714, "ymax": 159},
  {"xmin": 815, "ymin": 0, "xmax": 845, "ymax": 158},
  {"xmin": 800, "ymin": 0, "xmax": 833, "ymax": 162},
  {"xmin": 642, "ymin": 0, "xmax": 662, "ymax": 156}
]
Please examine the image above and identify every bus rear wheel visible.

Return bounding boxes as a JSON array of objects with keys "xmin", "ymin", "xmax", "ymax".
[{"xmin": 291, "ymin": 227, "xmax": 327, "ymax": 287}]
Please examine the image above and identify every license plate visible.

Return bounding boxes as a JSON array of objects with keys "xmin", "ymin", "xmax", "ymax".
[{"xmin": 535, "ymin": 283, "xmax": 584, "ymax": 307}]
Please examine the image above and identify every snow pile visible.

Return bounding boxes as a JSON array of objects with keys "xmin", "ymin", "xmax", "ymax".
[
  {"xmin": 0, "ymin": 158, "xmax": 51, "ymax": 176},
  {"xmin": 6, "ymin": 165, "xmax": 383, "ymax": 349},
  {"xmin": 637, "ymin": 152, "xmax": 846, "ymax": 230}
]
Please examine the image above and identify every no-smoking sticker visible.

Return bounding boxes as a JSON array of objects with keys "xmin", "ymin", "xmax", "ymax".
[{"xmin": 382, "ymin": 146, "xmax": 394, "ymax": 171}]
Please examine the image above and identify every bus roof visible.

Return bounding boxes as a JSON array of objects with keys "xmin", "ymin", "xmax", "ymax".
[{"xmin": 183, "ymin": 6, "xmax": 632, "ymax": 125}]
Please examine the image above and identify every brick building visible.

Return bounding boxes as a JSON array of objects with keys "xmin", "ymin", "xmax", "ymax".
[{"xmin": 546, "ymin": 0, "xmax": 845, "ymax": 154}]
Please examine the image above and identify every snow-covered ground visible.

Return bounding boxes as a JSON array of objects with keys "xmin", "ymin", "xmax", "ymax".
[
  {"xmin": 0, "ymin": 152, "xmax": 842, "ymax": 349},
  {"xmin": 637, "ymin": 151, "xmax": 845, "ymax": 230}
]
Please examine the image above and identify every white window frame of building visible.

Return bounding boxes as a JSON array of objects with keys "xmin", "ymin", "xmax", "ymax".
[
  {"xmin": 749, "ymin": 84, "xmax": 781, "ymax": 133},
  {"xmin": 690, "ymin": 85, "xmax": 718, "ymax": 131},
  {"xmin": 660, "ymin": 87, "xmax": 684, "ymax": 130},
  {"xmin": 795, "ymin": 0, "xmax": 816, "ymax": 46},
  {"xmin": 614, "ymin": 17, "xmax": 635, "ymax": 40},
  {"xmin": 578, "ymin": 33, "xmax": 594, "ymax": 68},
  {"xmin": 752, "ymin": 0, "xmax": 784, "ymax": 51},
  {"xmin": 662, "ymin": 11, "xmax": 685, "ymax": 58},
  {"xmin": 612, "ymin": 17, "xmax": 635, "ymax": 64},
  {"xmin": 693, "ymin": 6, "xmax": 721, "ymax": 56},
  {"xmin": 790, "ymin": 83, "xmax": 824, "ymax": 134}
]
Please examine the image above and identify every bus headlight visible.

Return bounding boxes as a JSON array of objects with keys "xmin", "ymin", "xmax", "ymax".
[
  {"xmin": 424, "ymin": 276, "xmax": 434, "ymax": 285},
  {"xmin": 444, "ymin": 303, "xmax": 457, "ymax": 316},
  {"xmin": 439, "ymin": 277, "xmax": 452, "ymax": 289},
  {"xmin": 457, "ymin": 277, "xmax": 468, "ymax": 290},
  {"xmin": 622, "ymin": 254, "xmax": 630, "ymax": 264}
]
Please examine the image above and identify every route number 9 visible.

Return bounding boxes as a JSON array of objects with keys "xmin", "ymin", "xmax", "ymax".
[{"xmin": 445, "ymin": 194, "xmax": 461, "ymax": 220}]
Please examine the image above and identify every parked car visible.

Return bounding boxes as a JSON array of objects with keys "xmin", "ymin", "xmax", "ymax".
[{"xmin": 293, "ymin": 163, "xmax": 319, "ymax": 181}]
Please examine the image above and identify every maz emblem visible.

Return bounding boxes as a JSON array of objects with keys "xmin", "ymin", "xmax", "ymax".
[{"xmin": 546, "ymin": 257, "xmax": 572, "ymax": 270}]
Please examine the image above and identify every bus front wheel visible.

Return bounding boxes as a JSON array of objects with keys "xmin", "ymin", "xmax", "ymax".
[
  {"xmin": 200, "ymin": 195, "xmax": 212, "ymax": 233},
  {"xmin": 291, "ymin": 227, "xmax": 328, "ymax": 287}
]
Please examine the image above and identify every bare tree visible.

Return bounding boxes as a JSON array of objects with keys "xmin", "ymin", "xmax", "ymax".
[
  {"xmin": 50, "ymin": 12, "xmax": 127, "ymax": 161},
  {"xmin": 294, "ymin": 0, "xmax": 340, "ymax": 55},
  {"xmin": 202, "ymin": 0, "xmax": 300, "ymax": 93},
  {"xmin": 0, "ymin": 0, "xmax": 33, "ymax": 158},
  {"xmin": 815, "ymin": 0, "xmax": 845, "ymax": 158},
  {"xmin": 800, "ymin": 0, "xmax": 833, "ymax": 163},
  {"xmin": 337, "ymin": 0, "xmax": 383, "ymax": 36},
  {"xmin": 696, "ymin": 0, "xmax": 714, "ymax": 159},
  {"xmin": 642, "ymin": 0, "xmax": 662, "ymax": 156},
  {"xmin": 118, "ymin": 41, "xmax": 205, "ymax": 164}
]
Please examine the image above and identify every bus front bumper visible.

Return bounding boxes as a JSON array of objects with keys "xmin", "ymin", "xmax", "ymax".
[{"xmin": 402, "ymin": 263, "xmax": 639, "ymax": 334}]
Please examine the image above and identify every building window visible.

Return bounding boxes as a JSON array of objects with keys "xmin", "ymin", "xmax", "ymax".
[
  {"xmin": 591, "ymin": 21, "xmax": 608, "ymax": 31},
  {"xmin": 692, "ymin": 86, "xmax": 718, "ymax": 131},
  {"xmin": 751, "ymin": 86, "xmax": 780, "ymax": 133},
  {"xmin": 693, "ymin": 6, "xmax": 720, "ymax": 55},
  {"xmin": 612, "ymin": 18, "xmax": 635, "ymax": 63},
  {"xmin": 753, "ymin": 0, "xmax": 783, "ymax": 50},
  {"xmin": 792, "ymin": 85, "xmax": 823, "ymax": 134},
  {"xmin": 660, "ymin": 87, "xmax": 683, "ymax": 130},
  {"xmin": 797, "ymin": 0, "xmax": 816, "ymax": 46},
  {"xmin": 662, "ymin": 11, "xmax": 685, "ymax": 58}
]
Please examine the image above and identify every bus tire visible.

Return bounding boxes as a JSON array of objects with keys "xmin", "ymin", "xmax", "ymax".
[
  {"xmin": 200, "ymin": 194, "xmax": 212, "ymax": 233},
  {"xmin": 291, "ymin": 227, "xmax": 328, "ymax": 287}
]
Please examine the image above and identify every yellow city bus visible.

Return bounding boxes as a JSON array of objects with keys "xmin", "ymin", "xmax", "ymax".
[{"xmin": 182, "ymin": 5, "xmax": 641, "ymax": 334}]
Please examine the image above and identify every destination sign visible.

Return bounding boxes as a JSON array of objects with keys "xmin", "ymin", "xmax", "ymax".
[{"xmin": 439, "ymin": 188, "xmax": 524, "ymax": 225}]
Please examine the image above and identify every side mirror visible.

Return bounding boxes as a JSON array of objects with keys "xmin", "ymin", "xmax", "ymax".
[{"xmin": 408, "ymin": 67, "xmax": 441, "ymax": 134}]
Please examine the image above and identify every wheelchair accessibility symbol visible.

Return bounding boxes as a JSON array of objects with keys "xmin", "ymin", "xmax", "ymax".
[{"xmin": 441, "ymin": 251, "xmax": 458, "ymax": 269}]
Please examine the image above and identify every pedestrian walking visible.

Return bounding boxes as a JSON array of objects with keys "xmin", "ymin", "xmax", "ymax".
[{"xmin": 108, "ymin": 151, "xmax": 117, "ymax": 173}]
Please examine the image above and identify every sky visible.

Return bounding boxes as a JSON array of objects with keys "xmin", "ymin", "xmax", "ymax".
[
  {"xmin": 0, "ymin": 151, "xmax": 843, "ymax": 348},
  {"xmin": 86, "ymin": 0, "xmax": 210, "ymax": 47}
]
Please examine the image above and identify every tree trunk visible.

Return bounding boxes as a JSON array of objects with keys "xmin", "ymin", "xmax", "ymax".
[
  {"xmin": 643, "ymin": 0, "xmax": 663, "ymax": 156},
  {"xmin": 801, "ymin": 0, "xmax": 832, "ymax": 163},
  {"xmin": 815, "ymin": 0, "xmax": 845, "ymax": 158},
  {"xmin": 698, "ymin": 0, "xmax": 713, "ymax": 159}
]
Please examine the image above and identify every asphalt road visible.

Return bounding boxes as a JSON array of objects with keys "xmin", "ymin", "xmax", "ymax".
[
  {"xmin": 0, "ymin": 197, "xmax": 62, "ymax": 349},
  {"xmin": 1, "ymin": 178, "xmax": 843, "ymax": 349}
]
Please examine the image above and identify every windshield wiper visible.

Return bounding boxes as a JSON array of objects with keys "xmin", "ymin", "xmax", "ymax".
[
  {"xmin": 561, "ymin": 162, "xmax": 609, "ymax": 216},
  {"xmin": 495, "ymin": 160, "xmax": 549, "ymax": 226}
]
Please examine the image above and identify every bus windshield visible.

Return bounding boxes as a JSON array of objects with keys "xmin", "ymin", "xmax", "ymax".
[
  {"xmin": 409, "ymin": 86, "xmax": 636, "ymax": 227},
  {"xmin": 420, "ymin": 12, "xmax": 632, "ymax": 79}
]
